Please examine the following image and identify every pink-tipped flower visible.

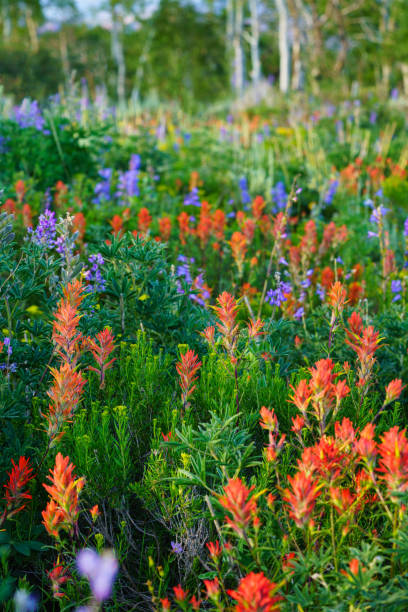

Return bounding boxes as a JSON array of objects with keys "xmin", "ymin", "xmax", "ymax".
[
  {"xmin": 384, "ymin": 379, "xmax": 405, "ymax": 405},
  {"xmin": 201, "ymin": 325, "xmax": 215, "ymax": 346},
  {"xmin": 88, "ymin": 328, "xmax": 116, "ymax": 389},
  {"xmin": 48, "ymin": 562, "xmax": 69, "ymax": 599},
  {"xmin": 283, "ymin": 471, "xmax": 320, "ymax": 528},
  {"xmin": 291, "ymin": 415, "xmax": 305, "ymax": 435},
  {"xmin": 176, "ymin": 349, "xmax": 202, "ymax": 407},
  {"xmin": 76, "ymin": 548, "xmax": 119, "ymax": 602},
  {"xmin": 247, "ymin": 318, "xmax": 265, "ymax": 338}
]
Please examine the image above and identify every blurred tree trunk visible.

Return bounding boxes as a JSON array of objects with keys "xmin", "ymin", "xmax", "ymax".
[
  {"xmin": 25, "ymin": 7, "xmax": 39, "ymax": 53},
  {"xmin": 287, "ymin": 0, "xmax": 303, "ymax": 90},
  {"xmin": 331, "ymin": 0, "xmax": 347, "ymax": 75},
  {"xmin": 248, "ymin": 0, "xmax": 262, "ymax": 99},
  {"xmin": 275, "ymin": 0, "xmax": 290, "ymax": 93},
  {"xmin": 110, "ymin": 3, "xmax": 126, "ymax": 108},
  {"xmin": 233, "ymin": 0, "xmax": 245, "ymax": 98}
]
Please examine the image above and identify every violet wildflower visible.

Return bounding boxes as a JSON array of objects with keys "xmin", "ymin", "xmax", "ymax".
[
  {"xmin": 13, "ymin": 100, "xmax": 45, "ymax": 131},
  {"xmin": 391, "ymin": 279, "xmax": 402, "ymax": 302},
  {"xmin": 271, "ymin": 181, "xmax": 287, "ymax": 211},
  {"xmin": 13, "ymin": 589, "xmax": 38, "ymax": 612},
  {"xmin": 93, "ymin": 168, "xmax": 112, "ymax": 205},
  {"xmin": 116, "ymin": 155, "xmax": 141, "ymax": 204},
  {"xmin": 323, "ymin": 180, "xmax": 339, "ymax": 205},
  {"xmin": 171, "ymin": 541, "xmax": 183, "ymax": 554},
  {"xmin": 76, "ymin": 549, "xmax": 118, "ymax": 603},
  {"xmin": 369, "ymin": 111, "xmax": 377, "ymax": 125},
  {"xmin": 404, "ymin": 218, "xmax": 408, "ymax": 238},
  {"xmin": 266, "ymin": 281, "xmax": 291, "ymax": 307},
  {"xmin": 294, "ymin": 306, "xmax": 305, "ymax": 320},
  {"xmin": 84, "ymin": 254, "xmax": 106, "ymax": 292},
  {"xmin": 184, "ymin": 187, "xmax": 201, "ymax": 207},
  {"xmin": 239, "ymin": 177, "xmax": 251, "ymax": 205},
  {"xmin": 30, "ymin": 210, "xmax": 56, "ymax": 248},
  {"xmin": 3, "ymin": 337, "xmax": 12, "ymax": 356},
  {"xmin": 316, "ymin": 284, "xmax": 325, "ymax": 301}
]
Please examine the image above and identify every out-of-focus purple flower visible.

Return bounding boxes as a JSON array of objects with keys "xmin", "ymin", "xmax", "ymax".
[
  {"xmin": 239, "ymin": 177, "xmax": 251, "ymax": 204},
  {"xmin": 294, "ymin": 306, "xmax": 305, "ymax": 320},
  {"xmin": 3, "ymin": 337, "xmax": 12, "ymax": 356},
  {"xmin": 93, "ymin": 168, "xmax": 112, "ymax": 204},
  {"xmin": 184, "ymin": 187, "xmax": 201, "ymax": 207},
  {"xmin": 117, "ymin": 156, "xmax": 140, "ymax": 203},
  {"xmin": 13, "ymin": 100, "xmax": 45, "ymax": 131},
  {"xmin": 76, "ymin": 549, "xmax": 118, "ymax": 603},
  {"xmin": 323, "ymin": 180, "xmax": 339, "ymax": 205},
  {"xmin": 391, "ymin": 279, "xmax": 402, "ymax": 302},
  {"xmin": 84, "ymin": 253, "xmax": 105, "ymax": 292},
  {"xmin": 13, "ymin": 589, "xmax": 38, "ymax": 612},
  {"xmin": 271, "ymin": 181, "xmax": 287, "ymax": 211},
  {"xmin": 279, "ymin": 257, "xmax": 288, "ymax": 266},
  {"xmin": 370, "ymin": 205, "xmax": 389, "ymax": 225},
  {"xmin": 369, "ymin": 111, "xmax": 377, "ymax": 125},
  {"xmin": 391, "ymin": 88, "xmax": 399, "ymax": 100},
  {"xmin": 404, "ymin": 218, "xmax": 408, "ymax": 238},
  {"xmin": 29, "ymin": 210, "xmax": 56, "ymax": 248},
  {"xmin": 171, "ymin": 541, "xmax": 183, "ymax": 554},
  {"xmin": 364, "ymin": 198, "xmax": 374, "ymax": 208},
  {"xmin": 316, "ymin": 284, "xmax": 325, "ymax": 301}
]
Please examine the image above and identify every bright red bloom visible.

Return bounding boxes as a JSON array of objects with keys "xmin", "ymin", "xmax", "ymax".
[
  {"xmin": 138, "ymin": 207, "xmax": 152, "ymax": 234},
  {"xmin": 160, "ymin": 597, "xmax": 171, "ymax": 611},
  {"xmin": 260, "ymin": 406, "xmax": 278, "ymax": 432},
  {"xmin": 229, "ymin": 232, "xmax": 247, "ymax": 274},
  {"xmin": 334, "ymin": 417, "xmax": 356, "ymax": 446},
  {"xmin": 328, "ymin": 281, "xmax": 348, "ymax": 314},
  {"xmin": 48, "ymin": 562, "xmax": 69, "ymax": 598},
  {"xmin": 206, "ymin": 540, "xmax": 222, "ymax": 559},
  {"xmin": 289, "ymin": 379, "xmax": 312, "ymax": 416},
  {"xmin": 291, "ymin": 415, "xmax": 305, "ymax": 434},
  {"xmin": 3, "ymin": 456, "xmax": 34, "ymax": 519},
  {"xmin": 201, "ymin": 325, "xmax": 215, "ymax": 345},
  {"xmin": 190, "ymin": 595, "xmax": 201, "ymax": 610},
  {"xmin": 176, "ymin": 349, "xmax": 202, "ymax": 406},
  {"xmin": 247, "ymin": 318, "xmax": 264, "ymax": 338},
  {"xmin": 88, "ymin": 328, "xmax": 116, "ymax": 389},
  {"xmin": 212, "ymin": 209, "xmax": 226, "ymax": 240},
  {"xmin": 173, "ymin": 584, "xmax": 188, "ymax": 602},
  {"xmin": 283, "ymin": 471, "xmax": 320, "ymax": 527},
  {"xmin": 228, "ymin": 571, "xmax": 283, "ymax": 612},
  {"xmin": 219, "ymin": 478, "xmax": 258, "ymax": 536},
  {"xmin": 110, "ymin": 214, "xmax": 123, "ymax": 237},
  {"xmin": 329, "ymin": 487, "xmax": 356, "ymax": 514},
  {"xmin": 354, "ymin": 423, "xmax": 377, "ymax": 466},
  {"xmin": 252, "ymin": 195, "xmax": 266, "ymax": 220},
  {"xmin": 204, "ymin": 577, "xmax": 220, "ymax": 598}
]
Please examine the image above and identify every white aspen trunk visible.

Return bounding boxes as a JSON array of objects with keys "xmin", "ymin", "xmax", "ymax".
[
  {"xmin": 401, "ymin": 63, "xmax": 408, "ymax": 97},
  {"xmin": 275, "ymin": 0, "xmax": 290, "ymax": 93},
  {"xmin": 111, "ymin": 6, "xmax": 126, "ymax": 108},
  {"xmin": 287, "ymin": 0, "xmax": 302, "ymax": 90},
  {"xmin": 233, "ymin": 0, "xmax": 245, "ymax": 98},
  {"xmin": 226, "ymin": 0, "xmax": 235, "ymax": 91},
  {"xmin": 249, "ymin": 0, "xmax": 262, "ymax": 100},
  {"xmin": 59, "ymin": 31, "xmax": 70, "ymax": 86},
  {"xmin": 25, "ymin": 8, "xmax": 39, "ymax": 53}
]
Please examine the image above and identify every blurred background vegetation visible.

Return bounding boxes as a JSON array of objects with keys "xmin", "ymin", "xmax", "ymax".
[{"xmin": 0, "ymin": 0, "xmax": 407, "ymax": 110}]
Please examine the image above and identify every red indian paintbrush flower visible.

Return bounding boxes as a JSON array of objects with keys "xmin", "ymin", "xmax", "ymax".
[
  {"xmin": 43, "ymin": 362, "xmax": 86, "ymax": 444},
  {"xmin": 328, "ymin": 281, "xmax": 348, "ymax": 314},
  {"xmin": 289, "ymin": 379, "xmax": 312, "ymax": 416},
  {"xmin": 138, "ymin": 207, "xmax": 152, "ymax": 234},
  {"xmin": 48, "ymin": 562, "xmax": 69, "ymax": 598},
  {"xmin": 219, "ymin": 477, "xmax": 258, "ymax": 537},
  {"xmin": 228, "ymin": 571, "xmax": 283, "ymax": 612},
  {"xmin": 204, "ymin": 577, "xmax": 220, "ymax": 599},
  {"xmin": 52, "ymin": 283, "xmax": 85, "ymax": 366},
  {"xmin": 159, "ymin": 216, "xmax": 172, "ymax": 241},
  {"xmin": 283, "ymin": 470, "xmax": 320, "ymax": 528},
  {"xmin": 206, "ymin": 540, "xmax": 222, "ymax": 559},
  {"xmin": 384, "ymin": 379, "xmax": 405, "ymax": 405},
  {"xmin": 2, "ymin": 456, "xmax": 34, "ymax": 521},
  {"xmin": 173, "ymin": 584, "xmax": 188, "ymax": 602},
  {"xmin": 88, "ymin": 328, "xmax": 116, "ymax": 389},
  {"xmin": 212, "ymin": 291, "xmax": 240, "ymax": 356},
  {"xmin": 377, "ymin": 426, "xmax": 408, "ymax": 500},
  {"xmin": 176, "ymin": 349, "xmax": 202, "ymax": 407},
  {"xmin": 42, "ymin": 453, "xmax": 85, "ymax": 539},
  {"xmin": 247, "ymin": 318, "xmax": 264, "ymax": 338},
  {"xmin": 354, "ymin": 423, "xmax": 378, "ymax": 467},
  {"xmin": 229, "ymin": 231, "xmax": 247, "ymax": 275}
]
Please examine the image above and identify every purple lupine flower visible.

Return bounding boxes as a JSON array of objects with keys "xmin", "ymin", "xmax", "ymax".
[
  {"xmin": 13, "ymin": 100, "xmax": 45, "ymax": 131},
  {"xmin": 13, "ymin": 589, "xmax": 38, "ymax": 612},
  {"xmin": 84, "ymin": 253, "xmax": 105, "ymax": 292},
  {"xmin": 239, "ymin": 177, "xmax": 251, "ymax": 204},
  {"xmin": 391, "ymin": 279, "xmax": 402, "ymax": 302},
  {"xmin": 316, "ymin": 284, "xmax": 325, "ymax": 301},
  {"xmin": 30, "ymin": 210, "xmax": 56, "ymax": 248},
  {"xmin": 3, "ymin": 337, "xmax": 12, "ymax": 356},
  {"xmin": 171, "ymin": 541, "xmax": 183, "ymax": 554},
  {"xmin": 266, "ymin": 281, "xmax": 291, "ymax": 307},
  {"xmin": 404, "ymin": 218, "xmax": 408, "ymax": 238},
  {"xmin": 323, "ymin": 180, "xmax": 339, "ymax": 205},
  {"xmin": 279, "ymin": 257, "xmax": 288, "ymax": 266},
  {"xmin": 183, "ymin": 187, "xmax": 201, "ymax": 207},
  {"xmin": 76, "ymin": 549, "xmax": 118, "ymax": 603},
  {"xmin": 369, "ymin": 111, "xmax": 377, "ymax": 125},
  {"xmin": 93, "ymin": 168, "xmax": 112, "ymax": 204},
  {"xmin": 271, "ymin": 181, "xmax": 287, "ymax": 211},
  {"xmin": 294, "ymin": 306, "xmax": 305, "ymax": 320}
]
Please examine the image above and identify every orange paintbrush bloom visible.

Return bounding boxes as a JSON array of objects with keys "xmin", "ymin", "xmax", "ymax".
[
  {"xmin": 48, "ymin": 562, "xmax": 69, "ymax": 599},
  {"xmin": 212, "ymin": 209, "xmax": 226, "ymax": 241},
  {"xmin": 252, "ymin": 195, "xmax": 266, "ymax": 220},
  {"xmin": 109, "ymin": 214, "xmax": 123, "ymax": 237},
  {"xmin": 42, "ymin": 453, "xmax": 85, "ymax": 539},
  {"xmin": 159, "ymin": 216, "xmax": 172, "ymax": 241},
  {"xmin": 377, "ymin": 426, "xmax": 408, "ymax": 499},
  {"xmin": 206, "ymin": 540, "xmax": 222, "ymax": 559},
  {"xmin": 384, "ymin": 379, "xmax": 405, "ymax": 405},
  {"xmin": 283, "ymin": 470, "xmax": 320, "ymax": 528},
  {"xmin": 219, "ymin": 478, "xmax": 258, "ymax": 537},
  {"xmin": 88, "ymin": 328, "xmax": 116, "ymax": 389},
  {"xmin": 176, "ymin": 349, "xmax": 202, "ymax": 406},
  {"xmin": 212, "ymin": 291, "xmax": 239, "ymax": 356},
  {"xmin": 229, "ymin": 231, "xmax": 247, "ymax": 275},
  {"xmin": 228, "ymin": 571, "xmax": 283, "ymax": 612},
  {"xmin": 138, "ymin": 207, "xmax": 152, "ymax": 234},
  {"xmin": 247, "ymin": 318, "xmax": 264, "ymax": 338},
  {"xmin": 178, "ymin": 211, "xmax": 190, "ymax": 245}
]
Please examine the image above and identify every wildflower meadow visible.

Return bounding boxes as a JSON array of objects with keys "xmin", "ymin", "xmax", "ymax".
[{"xmin": 2, "ymin": 2, "xmax": 408, "ymax": 610}]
